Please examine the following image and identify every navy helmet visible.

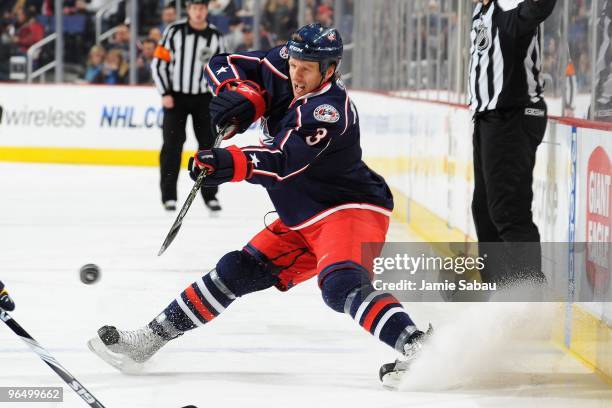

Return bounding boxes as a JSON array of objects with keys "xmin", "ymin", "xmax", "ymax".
[{"xmin": 286, "ymin": 23, "xmax": 343, "ymax": 76}]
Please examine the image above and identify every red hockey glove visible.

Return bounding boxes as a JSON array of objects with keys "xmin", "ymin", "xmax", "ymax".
[
  {"xmin": 210, "ymin": 79, "xmax": 267, "ymax": 139},
  {"xmin": 188, "ymin": 145, "xmax": 253, "ymax": 186}
]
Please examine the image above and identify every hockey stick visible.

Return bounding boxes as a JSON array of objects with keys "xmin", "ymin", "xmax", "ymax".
[
  {"xmin": 158, "ymin": 124, "xmax": 234, "ymax": 256},
  {"xmin": 0, "ymin": 309, "xmax": 105, "ymax": 407}
]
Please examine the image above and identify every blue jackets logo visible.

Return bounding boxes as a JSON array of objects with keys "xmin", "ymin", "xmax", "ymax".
[
  {"xmin": 313, "ymin": 104, "xmax": 339, "ymax": 123},
  {"xmin": 279, "ymin": 46, "xmax": 289, "ymax": 59}
]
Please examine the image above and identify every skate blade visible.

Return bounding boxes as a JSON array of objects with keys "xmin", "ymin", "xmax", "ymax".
[
  {"xmin": 207, "ymin": 209, "xmax": 221, "ymax": 218},
  {"xmin": 87, "ymin": 336, "xmax": 144, "ymax": 374},
  {"xmin": 381, "ymin": 371, "xmax": 403, "ymax": 391}
]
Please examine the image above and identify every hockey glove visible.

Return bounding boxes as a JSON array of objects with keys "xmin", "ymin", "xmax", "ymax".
[
  {"xmin": 0, "ymin": 280, "xmax": 15, "ymax": 311},
  {"xmin": 210, "ymin": 79, "xmax": 267, "ymax": 138},
  {"xmin": 188, "ymin": 145, "xmax": 253, "ymax": 186}
]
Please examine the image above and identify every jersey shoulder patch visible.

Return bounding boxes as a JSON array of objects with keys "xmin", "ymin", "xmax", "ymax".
[
  {"xmin": 279, "ymin": 46, "xmax": 289, "ymax": 59},
  {"xmin": 313, "ymin": 104, "xmax": 340, "ymax": 123}
]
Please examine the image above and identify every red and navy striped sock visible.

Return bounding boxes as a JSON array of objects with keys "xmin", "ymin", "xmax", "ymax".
[
  {"xmin": 155, "ymin": 269, "xmax": 236, "ymax": 334},
  {"xmin": 345, "ymin": 286, "xmax": 417, "ymax": 352}
]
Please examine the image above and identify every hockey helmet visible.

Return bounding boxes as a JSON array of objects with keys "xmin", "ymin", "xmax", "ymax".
[{"xmin": 287, "ymin": 23, "xmax": 343, "ymax": 76}]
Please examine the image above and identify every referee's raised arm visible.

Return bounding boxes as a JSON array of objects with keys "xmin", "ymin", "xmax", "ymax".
[{"xmin": 495, "ymin": 0, "xmax": 557, "ymax": 36}]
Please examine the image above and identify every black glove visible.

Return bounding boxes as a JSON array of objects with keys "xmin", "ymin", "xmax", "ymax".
[
  {"xmin": 0, "ymin": 280, "xmax": 15, "ymax": 311},
  {"xmin": 188, "ymin": 145, "xmax": 253, "ymax": 186},
  {"xmin": 210, "ymin": 80, "xmax": 267, "ymax": 137}
]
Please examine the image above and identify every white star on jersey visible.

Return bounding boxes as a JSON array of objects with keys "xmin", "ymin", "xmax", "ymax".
[
  {"xmin": 216, "ymin": 66, "xmax": 229, "ymax": 75},
  {"xmin": 249, "ymin": 153, "xmax": 260, "ymax": 168}
]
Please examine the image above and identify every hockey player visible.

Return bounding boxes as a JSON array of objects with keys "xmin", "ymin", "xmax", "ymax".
[{"xmin": 88, "ymin": 23, "xmax": 430, "ymax": 388}]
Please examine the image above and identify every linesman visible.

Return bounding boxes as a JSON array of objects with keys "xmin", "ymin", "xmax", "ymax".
[
  {"xmin": 469, "ymin": 0, "xmax": 556, "ymax": 286},
  {"xmin": 152, "ymin": 0, "xmax": 225, "ymax": 212}
]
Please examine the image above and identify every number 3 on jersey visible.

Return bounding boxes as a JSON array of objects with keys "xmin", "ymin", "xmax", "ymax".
[{"xmin": 306, "ymin": 128, "xmax": 328, "ymax": 146}]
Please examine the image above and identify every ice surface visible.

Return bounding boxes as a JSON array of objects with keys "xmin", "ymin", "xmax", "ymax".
[{"xmin": 0, "ymin": 163, "xmax": 610, "ymax": 408}]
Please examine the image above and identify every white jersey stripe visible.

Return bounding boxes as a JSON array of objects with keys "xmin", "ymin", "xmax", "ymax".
[
  {"xmin": 182, "ymin": 33, "xmax": 194, "ymax": 93},
  {"xmin": 487, "ymin": 29, "xmax": 504, "ymax": 110},
  {"xmin": 524, "ymin": 36, "xmax": 538, "ymax": 102}
]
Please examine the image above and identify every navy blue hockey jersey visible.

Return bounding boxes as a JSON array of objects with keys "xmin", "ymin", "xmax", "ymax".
[{"xmin": 206, "ymin": 46, "xmax": 393, "ymax": 228}]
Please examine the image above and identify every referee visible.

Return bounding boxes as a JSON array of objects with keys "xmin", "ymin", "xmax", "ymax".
[
  {"xmin": 152, "ymin": 0, "xmax": 225, "ymax": 212},
  {"xmin": 469, "ymin": 0, "xmax": 556, "ymax": 286}
]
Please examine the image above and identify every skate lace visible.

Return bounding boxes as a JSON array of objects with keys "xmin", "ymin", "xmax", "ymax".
[{"xmin": 119, "ymin": 327, "xmax": 155, "ymax": 348}]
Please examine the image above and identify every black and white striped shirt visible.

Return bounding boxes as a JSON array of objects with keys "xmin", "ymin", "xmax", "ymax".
[
  {"xmin": 594, "ymin": 0, "xmax": 612, "ymax": 109},
  {"xmin": 152, "ymin": 19, "xmax": 225, "ymax": 95},
  {"xmin": 468, "ymin": 0, "xmax": 557, "ymax": 113}
]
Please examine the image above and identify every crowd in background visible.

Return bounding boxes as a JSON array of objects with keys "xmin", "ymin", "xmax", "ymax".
[
  {"xmin": 0, "ymin": 0, "xmax": 602, "ymax": 116},
  {"xmin": 0, "ymin": 0, "xmax": 344, "ymax": 83}
]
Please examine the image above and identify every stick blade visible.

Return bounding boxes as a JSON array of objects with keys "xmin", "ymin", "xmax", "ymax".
[{"xmin": 158, "ymin": 221, "xmax": 182, "ymax": 256}]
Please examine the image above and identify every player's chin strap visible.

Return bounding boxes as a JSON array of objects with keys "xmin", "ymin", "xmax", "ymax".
[{"xmin": 317, "ymin": 61, "xmax": 339, "ymax": 87}]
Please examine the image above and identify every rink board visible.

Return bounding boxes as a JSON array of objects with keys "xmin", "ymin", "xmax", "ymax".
[{"xmin": 0, "ymin": 83, "xmax": 611, "ymax": 382}]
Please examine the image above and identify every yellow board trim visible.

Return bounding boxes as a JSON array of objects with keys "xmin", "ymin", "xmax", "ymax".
[{"xmin": 0, "ymin": 147, "xmax": 195, "ymax": 168}]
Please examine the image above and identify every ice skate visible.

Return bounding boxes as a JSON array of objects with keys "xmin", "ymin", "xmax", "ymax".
[
  {"xmin": 204, "ymin": 198, "xmax": 222, "ymax": 216},
  {"xmin": 379, "ymin": 324, "xmax": 433, "ymax": 390},
  {"xmin": 163, "ymin": 200, "xmax": 177, "ymax": 211},
  {"xmin": 87, "ymin": 325, "xmax": 170, "ymax": 372}
]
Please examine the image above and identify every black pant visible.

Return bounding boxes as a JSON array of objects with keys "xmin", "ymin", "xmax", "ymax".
[
  {"xmin": 160, "ymin": 92, "xmax": 217, "ymax": 203},
  {"xmin": 472, "ymin": 101, "xmax": 548, "ymax": 286}
]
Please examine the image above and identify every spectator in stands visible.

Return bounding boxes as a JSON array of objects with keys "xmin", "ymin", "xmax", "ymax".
[
  {"xmin": 208, "ymin": 0, "xmax": 236, "ymax": 17},
  {"xmin": 225, "ymin": 17, "xmax": 243, "ymax": 51},
  {"xmin": 137, "ymin": 38, "xmax": 155, "ymax": 84},
  {"xmin": 235, "ymin": 23, "xmax": 254, "ymax": 52},
  {"xmin": 159, "ymin": 5, "xmax": 176, "ymax": 32},
  {"xmin": 315, "ymin": 4, "xmax": 333, "ymax": 27},
  {"xmin": 1, "ymin": 1, "xmax": 18, "ymax": 18},
  {"xmin": 15, "ymin": 0, "xmax": 43, "ymax": 15},
  {"xmin": 149, "ymin": 27, "xmax": 162, "ymax": 43},
  {"xmin": 91, "ymin": 48, "xmax": 127, "ymax": 84},
  {"xmin": 304, "ymin": 6, "xmax": 314, "ymax": 25},
  {"xmin": 258, "ymin": 23, "xmax": 274, "ymax": 49},
  {"xmin": 0, "ymin": 19, "xmax": 11, "ymax": 80},
  {"xmin": 264, "ymin": 0, "xmax": 296, "ymax": 44},
  {"xmin": 12, "ymin": 6, "xmax": 44, "ymax": 54},
  {"xmin": 577, "ymin": 52, "xmax": 591, "ymax": 92},
  {"xmin": 108, "ymin": 23, "xmax": 130, "ymax": 60},
  {"xmin": 84, "ymin": 44, "xmax": 105, "ymax": 82},
  {"xmin": 236, "ymin": 0, "xmax": 254, "ymax": 16},
  {"xmin": 74, "ymin": 0, "xmax": 123, "ymax": 25}
]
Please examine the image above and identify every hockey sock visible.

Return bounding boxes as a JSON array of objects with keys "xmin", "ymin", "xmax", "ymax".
[
  {"xmin": 149, "ymin": 269, "xmax": 236, "ymax": 339},
  {"xmin": 345, "ymin": 284, "xmax": 418, "ymax": 352},
  {"xmin": 320, "ymin": 268, "xmax": 418, "ymax": 353}
]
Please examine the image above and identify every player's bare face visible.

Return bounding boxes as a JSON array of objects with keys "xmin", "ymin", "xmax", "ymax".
[
  {"xmin": 188, "ymin": 4, "xmax": 208, "ymax": 28},
  {"xmin": 289, "ymin": 58, "xmax": 325, "ymax": 98}
]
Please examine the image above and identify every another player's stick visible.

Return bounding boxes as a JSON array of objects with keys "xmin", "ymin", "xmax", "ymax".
[
  {"xmin": 158, "ymin": 124, "xmax": 234, "ymax": 256},
  {"xmin": 0, "ymin": 309, "xmax": 106, "ymax": 407}
]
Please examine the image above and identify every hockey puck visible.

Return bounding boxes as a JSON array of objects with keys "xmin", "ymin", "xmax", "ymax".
[{"xmin": 79, "ymin": 264, "xmax": 101, "ymax": 284}]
